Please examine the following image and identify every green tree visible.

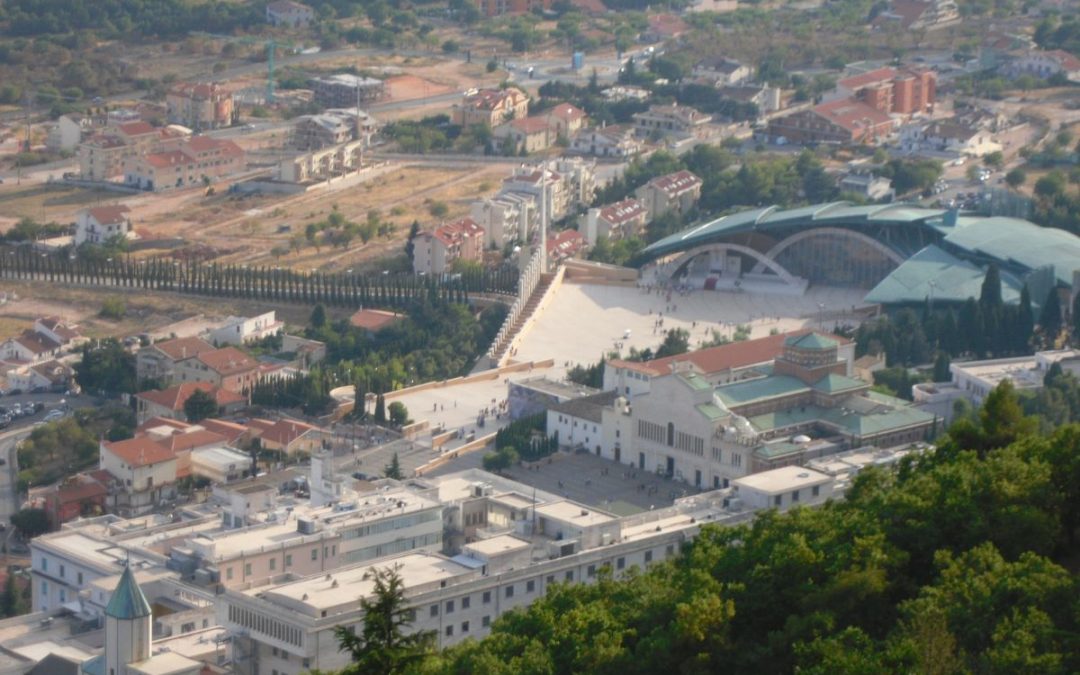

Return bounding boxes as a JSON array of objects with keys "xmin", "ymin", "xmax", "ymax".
[
  {"xmin": 654, "ymin": 328, "xmax": 690, "ymax": 359},
  {"xmin": 74, "ymin": 339, "xmax": 136, "ymax": 396},
  {"xmin": 387, "ymin": 402, "xmax": 410, "ymax": 427},
  {"xmin": 10, "ymin": 508, "xmax": 49, "ymax": 539},
  {"xmin": 1040, "ymin": 289, "xmax": 1062, "ymax": 340},
  {"xmin": 311, "ymin": 303, "xmax": 328, "ymax": 329},
  {"xmin": 384, "ymin": 452, "xmax": 403, "ymax": 480},
  {"xmin": 183, "ymin": 388, "xmax": 218, "ymax": 422},
  {"xmin": 482, "ymin": 446, "xmax": 519, "ymax": 472},
  {"xmin": 0, "ymin": 573, "xmax": 22, "ymax": 618},
  {"xmin": 374, "ymin": 393, "xmax": 387, "ymax": 424},
  {"xmin": 979, "ymin": 263, "xmax": 1002, "ymax": 309},
  {"xmin": 404, "ymin": 220, "xmax": 421, "ymax": 262},
  {"xmin": 1005, "ymin": 167, "xmax": 1027, "ymax": 188},
  {"xmin": 99, "ymin": 297, "xmax": 126, "ymax": 320},
  {"xmin": 932, "ymin": 351, "xmax": 951, "ymax": 382},
  {"xmin": 333, "ymin": 565, "xmax": 435, "ymax": 674}
]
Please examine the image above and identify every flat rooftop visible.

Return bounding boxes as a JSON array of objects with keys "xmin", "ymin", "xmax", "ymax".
[
  {"xmin": 463, "ymin": 534, "xmax": 531, "ymax": 557},
  {"xmin": 512, "ymin": 376, "xmax": 600, "ymax": 400},
  {"xmin": 533, "ymin": 500, "xmax": 615, "ymax": 526},
  {"xmin": 255, "ymin": 552, "xmax": 477, "ymax": 615},
  {"xmin": 35, "ymin": 531, "xmax": 159, "ymax": 571},
  {"xmin": 733, "ymin": 466, "xmax": 830, "ymax": 495}
]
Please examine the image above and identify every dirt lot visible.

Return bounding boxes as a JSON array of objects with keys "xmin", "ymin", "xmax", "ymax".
[
  {"xmin": 0, "ymin": 279, "xmax": 349, "ymax": 341},
  {"xmin": 0, "ymin": 183, "xmax": 118, "ymax": 228}
]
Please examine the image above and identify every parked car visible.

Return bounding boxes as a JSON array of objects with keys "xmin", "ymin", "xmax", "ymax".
[
  {"xmin": 0, "ymin": 415, "xmax": 11, "ymax": 429},
  {"xmin": 33, "ymin": 402, "xmax": 44, "ymax": 413},
  {"xmin": 43, "ymin": 410, "xmax": 64, "ymax": 422}
]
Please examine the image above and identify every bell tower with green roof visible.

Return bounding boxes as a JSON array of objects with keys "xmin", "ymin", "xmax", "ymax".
[{"xmin": 104, "ymin": 563, "xmax": 152, "ymax": 675}]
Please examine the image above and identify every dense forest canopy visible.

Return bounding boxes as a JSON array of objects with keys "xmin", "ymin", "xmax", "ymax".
[{"xmin": 0, "ymin": 0, "xmax": 261, "ymax": 38}]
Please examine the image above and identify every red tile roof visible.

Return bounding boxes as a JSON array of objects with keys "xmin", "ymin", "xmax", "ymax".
[
  {"xmin": 151, "ymin": 337, "xmax": 216, "ymax": 361},
  {"xmin": 1045, "ymin": 49, "xmax": 1080, "ymax": 72},
  {"xmin": 547, "ymin": 103, "xmax": 586, "ymax": 122},
  {"xmin": 599, "ymin": 198, "xmax": 646, "ymax": 226},
  {"xmin": 136, "ymin": 417, "xmax": 191, "ymax": 435},
  {"xmin": 186, "ymin": 136, "xmax": 243, "ymax": 157},
  {"xmin": 462, "ymin": 88, "xmax": 526, "ymax": 111},
  {"xmin": 812, "ymin": 99, "xmax": 894, "ymax": 134},
  {"xmin": 546, "ymin": 230, "xmax": 584, "ymax": 259},
  {"xmin": 647, "ymin": 13, "xmax": 688, "ymax": 37},
  {"xmin": 608, "ymin": 330, "xmax": 851, "ymax": 377},
  {"xmin": 648, "ymin": 170, "xmax": 702, "ymax": 197},
  {"xmin": 137, "ymin": 381, "xmax": 245, "ymax": 411},
  {"xmin": 154, "ymin": 428, "xmax": 228, "ymax": 452},
  {"xmin": 14, "ymin": 330, "xmax": 60, "ymax": 355},
  {"xmin": 349, "ymin": 309, "xmax": 404, "ymax": 332},
  {"xmin": 104, "ymin": 437, "xmax": 176, "ymax": 468},
  {"xmin": 118, "ymin": 121, "xmax": 157, "ymax": 136},
  {"xmin": 255, "ymin": 419, "xmax": 319, "ymax": 447},
  {"xmin": 86, "ymin": 205, "xmax": 131, "ymax": 226},
  {"xmin": 194, "ymin": 347, "xmax": 259, "ymax": 375},
  {"xmin": 838, "ymin": 67, "xmax": 898, "ymax": 91},
  {"xmin": 198, "ymin": 418, "xmax": 250, "ymax": 443},
  {"xmin": 144, "ymin": 150, "xmax": 191, "ymax": 169},
  {"xmin": 429, "ymin": 217, "xmax": 484, "ymax": 248},
  {"xmin": 510, "ymin": 117, "xmax": 554, "ymax": 134}
]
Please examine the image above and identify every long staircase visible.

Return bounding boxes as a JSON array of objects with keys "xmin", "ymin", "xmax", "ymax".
[{"xmin": 490, "ymin": 271, "xmax": 556, "ymax": 364}]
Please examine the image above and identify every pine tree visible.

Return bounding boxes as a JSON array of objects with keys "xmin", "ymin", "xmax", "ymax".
[
  {"xmin": 1039, "ymin": 288, "xmax": 1062, "ymax": 344},
  {"xmin": 374, "ymin": 392, "xmax": 386, "ymax": 424},
  {"xmin": 311, "ymin": 303, "xmax": 327, "ymax": 329},
  {"xmin": 405, "ymin": 220, "xmax": 421, "ymax": 263},
  {"xmin": 384, "ymin": 452, "xmax": 403, "ymax": 480},
  {"xmin": 932, "ymin": 351, "xmax": 951, "ymax": 382},
  {"xmin": 1018, "ymin": 285, "xmax": 1034, "ymax": 353}
]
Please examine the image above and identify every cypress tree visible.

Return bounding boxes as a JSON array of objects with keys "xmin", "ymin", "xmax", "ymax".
[
  {"xmin": 374, "ymin": 392, "xmax": 386, "ymax": 424},
  {"xmin": 1040, "ymin": 288, "xmax": 1062, "ymax": 342}
]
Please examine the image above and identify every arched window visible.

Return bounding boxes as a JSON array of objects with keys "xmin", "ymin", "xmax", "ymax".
[{"xmin": 667, "ymin": 422, "xmax": 675, "ymax": 447}]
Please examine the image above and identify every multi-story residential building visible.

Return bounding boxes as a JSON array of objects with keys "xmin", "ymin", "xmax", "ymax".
[
  {"xmin": 135, "ymin": 382, "xmax": 247, "ymax": 424},
  {"xmin": 136, "ymin": 336, "xmax": 217, "ymax": 386},
  {"xmin": 579, "ymin": 197, "xmax": 649, "ymax": 245},
  {"xmin": 266, "ymin": 0, "xmax": 315, "ymax": 26},
  {"xmin": 546, "ymin": 229, "xmax": 585, "ymax": 263},
  {"xmin": 829, "ymin": 67, "xmax": 936, "ymax": 116},
  {"xmin": 124, "ymin": 136, "xmax": 245, "ymax": 192},
  {"xmin": 543, "ymin": 103, "xmax": 587, "ymax": 138},
  {"xmin": 569, "ymin": 124, "xmax": 643, "ymax": 158},
  {"xmin": 635, "ymin": 170, "xmax": 703, "ymax": 221},
  {"xmin": 0, "ymin": 316, "xmax": 84, "ymax": 365},
  {"xmin": 173, "ymin": 346, "xmax": 263, "ymax": 393},
  {"xmin": 166, "ymin": 82, "xmax": 234, "ymax": 131},
  {"xmin": 452, "ymin": 88, "xmax": 529, "ymax": 129},
  {"xmin": 494, "ymin": 116, "xmax": 556, "ymax": 154},
  {"xmin": 279, "ymin": 139, "xmax": 366, "ymax": 183},
  {"xmin": 411, "ymin": 218, "xmax": 486, "ymax": 274},
  {"xmin": 292, "ymin": 113, "xmax": 353, "ymax": 150},
  {"xmin": 74, "ymin": 205, "xmax": 134, "ymax": 246},
  {"xmin": 470, "ymin": 193, "xmax": 536, "ymax": 249},
  {"xmin": 47, "ymin": 113, "xmax": 96, "ymax": 152},
  {"xmin": 632, "ymin": 105, "xmax": 712, "ymax": 140},
  {"xmin": 767, "ymin": 99, "xmax": 895, "ymax": 145},
  {"xmin": 99, "ymin": 437, "xmax": 180, "ymax": 516},
  {"xmin": 310, "ymin": 74, "xmax": 385, "ymax": 108},
  {"xmin": 898, "ymin": 117, "xmax": 1003, "ymax": 157},
  {"xmin": 208, "ymin": 312, "xmax": 283, "ymax": 346},
  {"xmin": 78, "ymin": 121, "xmax": 189, "ymax": 181}
]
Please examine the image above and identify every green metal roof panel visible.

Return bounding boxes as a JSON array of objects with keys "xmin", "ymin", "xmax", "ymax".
[
  {"xmin": 753, "ymin": 440, "xmax": 804, "ymax": 459},
  {"xmin": 748, "ymin": 406, "xmax": 823, "ymax": 432},
  {"xmin": 813, "ymin": 373, "xmax": 869, "ymax": 394},
  {"xmin": 696, "ymin": 403, "xmax": 729, "ymax": 421},
  {"xmin": 864, "ymin": 245, "xmax": 1022, "ymax": 306},
  {"xmin": 106, "ymin": 565, "xmax": 152, "ymax": 620},
  {"xmin": 757, "ymin": 202, "xmax": 848, "ymax": 225},
  {"xmin": 679, "ymin": 372, "xmax": 712, "ymax": 391},
  {"xmin": 942, "ymin": 217, "xmax": 1080, "ymax": 287},
  {"xmin": 785, "ymin": 333, "xmax": 840, "ymax": 350},
  {"xmin": 715, "ymin": 375, "xmax": 808, "ymax": 407},
  {"xmin": 822, "ymin": 405, "xmax": 935, "ymax": 436}
]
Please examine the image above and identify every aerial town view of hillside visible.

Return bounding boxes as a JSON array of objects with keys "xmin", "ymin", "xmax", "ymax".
[{"xmin": 1, "ymin": 0, "xmax": 1080, "ymax": 672}]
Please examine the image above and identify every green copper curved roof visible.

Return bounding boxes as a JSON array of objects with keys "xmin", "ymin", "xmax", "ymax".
[
  {"xmin": 639, "ymin": 201, "xmax": 946, "ymax": 262},
  {"xmin": 106, "ymin": 565, "xmax": 152, "ymax": 620}
]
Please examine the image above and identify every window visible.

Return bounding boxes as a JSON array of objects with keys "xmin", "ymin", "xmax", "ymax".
[
  {"xmin": 245, "ymin": 563, "xmax": 252, "ymax": 576},
  {"xmin": 445, "ymin": 625, "xmax": 454, "ymax": 637},
  {"xmin": 77, "ymin": 572, "xmax": 83, "ymax": 585},
  {"xmin": 430, "ymin": 605, "xmax": 439, "ymax": 617},
  {"xmin": 617, "ymin": 557, "xmax": 625, "ymax": 570},
  {"xmin": 546, "ymin": 575, "xmax": 554, "ymax": 585},
  {"xmin": 311, "ymin": 548, "xmax": 318, "ymax": 561},
  {"xmin": 587, "ymin": 565, "xmax": 597, "ymax": 578},
  {"xmin": 226, "ymin": 568, "xmax": 234, "ymax": 581},
  {"xmin": 526, "ymin": 580, "xmax": 535, "ymax": 593},
  {"xmin": 462, "ymin": 621, "xmax": 470, "ymax": 633},
  {"xmin": 812, "ymin": 485, "xmax": 820, "ymax": 497},
  {"xmin": 41, "ymin": 558, "xmax": 47, "ymax": 572},
  {"xmin": 285, "ymin": 554, "xmax": 293, "ymax": 567},
  {"xmin": 269, "ymin": 559, "xmax": 276, "ymax": 571},
  {"xmin": 482, "ymin": 616, "xmax": 491, "ymax": 627},
  {"xmin": 774, "ymin": 495, "xmax": 782, "ymax": 507},
  {"xmin": 505, "ymin": 585, "xmax": 514, "ymax": 598},
  {"xmin": 272, "ymin": 647, "xmax": 279, "ymax": 657},
  {"xmin": 482, "ymin": 591, "xmax": 491, "ymax": 604},
  {"xmin": 666, "ymin": 545, "xmax": 675, "ymax": 556},
  {"xmin": 461, "ymin": 596, "xmax": 470, "ymax": 610},
  {"xmin": 565, "ymin": 570, "xmax": 573, "ymax": 581},
  {"xmin": 644, "ymin": 550, "xmax": 653, "ymax": 563},
  {"xmin": 59, "ymin": 564, "xmax": 65, "ymax": 578},
  {"xmin": 791, "ymin": 490, "xmax": 800, "ymax": 503},
  {"xmin": 446, "ymin": 600, "xmax": 454, "ymax": 614}
]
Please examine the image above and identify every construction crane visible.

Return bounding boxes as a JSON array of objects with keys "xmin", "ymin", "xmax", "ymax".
[{"xmin": 190, "ymin": 32, "xmax": 296, "ymax": 104}]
